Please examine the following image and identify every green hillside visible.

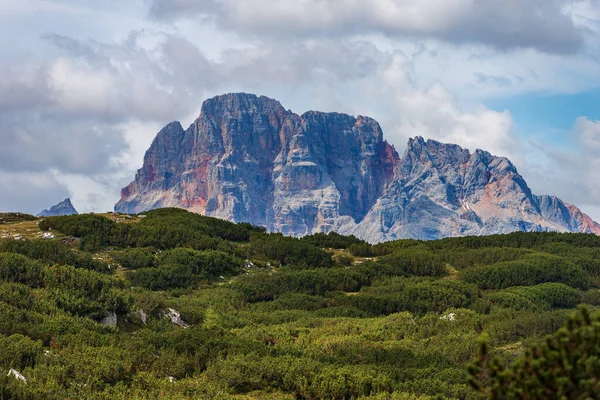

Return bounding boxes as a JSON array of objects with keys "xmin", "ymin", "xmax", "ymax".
[{"xmin": 1, "ymin": 208, "xmax": 600, "ymax": 399}]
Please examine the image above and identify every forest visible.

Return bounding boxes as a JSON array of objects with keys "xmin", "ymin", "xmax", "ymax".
[{"xmin": 1, "ymin": 208, "xmax": 600, "ymax": 399}]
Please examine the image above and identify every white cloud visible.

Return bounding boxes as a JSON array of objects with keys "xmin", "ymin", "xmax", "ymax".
[
  {"xmin": 577, "ymin": 116, "xmax": 600, "ymax": 150},
  {"xmin": 395, "ymin": 84, "xmax": 517, "ymax": 159},
  {"xmin": 0, "ymin": 170, "xmax": 70, "ymax": 214},
  {"xmin": 513, "ymin": 117, "xmax": 600, "ymax": 221},
  {"xmin": 305, "ymin": 50, "xmax": 519, "ymax": 162},
  {"xmin": 0, "ymin": 0, "xmax": 91, "ymax": 15},
  {"xmin": 575, "ymin": 117, "xmax": 600, "ymax": 198},
  {"xmin": 52, "ymin": 172, "xmax": 118, "ymax": 214},
  {"xmin": 148, "ymin": 0, "xmax": 585, "ymax": 54},
  {"xmin": 0, "ymin": 58, "xmax": 52, "ymax": 110},
  {"xmin": 0, "ymin": 29, "xmax": 524, "ymax": 213},
  {"xmin": 413, "ymin": 45, "xmax": 600, "ymax": 100},
  {"xmin": 1, "ymin": 0, "xmax": 600, "ymax": 220}
]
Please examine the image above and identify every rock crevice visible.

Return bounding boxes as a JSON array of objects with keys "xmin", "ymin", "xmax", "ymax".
[{"xmin": 115, "ymin": 93, "xmax": 600, "ymax": 241}]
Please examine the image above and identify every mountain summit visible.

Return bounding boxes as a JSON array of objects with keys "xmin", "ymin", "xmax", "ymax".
[
  {"xmin": 115, "ymin": 93, "xmax": 600, "ymax": 241},
  {"xmin": 38, "ymin": 198, "xmax": 78, "ymax": 217}
]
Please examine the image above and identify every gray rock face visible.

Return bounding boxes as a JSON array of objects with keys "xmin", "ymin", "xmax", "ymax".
[
  {"xmin": 138, "ymin": 309, "xmax": 147, "ymax": 325},
  {"xmin": 38, "ymin": 198, "xmax": 78, "ymax": 217},
  {"xmin": 100, "ymin": 311, "xmax": 117, "ymax": 328},
  {"xmin": 349, "ymin": 137, "xmax": 600, "ymax": 241},
  {"xmin": 116, "ymin": 93, "xmax": 397, "ymax": 235},
  {"xmin": 115, "ymin": 93, "xmax": 600, "ymax": 242}
]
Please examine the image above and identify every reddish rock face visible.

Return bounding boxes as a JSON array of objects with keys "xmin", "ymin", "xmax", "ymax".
[
  {"xmin": 350, "ymin": 136, "xmax": 600, "ymax": 241},
  {"xmin": 116, "ymin": 93, "xmax": 600, "ymax": 241},
  {"xmin": 116, "ymin": 93, "xmax": 399, "ymax": 235}
]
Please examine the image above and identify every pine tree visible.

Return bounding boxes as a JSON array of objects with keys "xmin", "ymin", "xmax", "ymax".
[{"xmin": 469, "ymin": 306, "xmax": 600, "ymax": 398}]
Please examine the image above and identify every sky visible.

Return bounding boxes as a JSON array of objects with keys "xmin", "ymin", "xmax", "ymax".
[{"xmin": 1, "ymin": 0, "xmax": 600, "ymax": 219}]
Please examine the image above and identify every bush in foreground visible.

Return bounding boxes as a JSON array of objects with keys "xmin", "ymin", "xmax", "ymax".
[{"xmin": 469, "ymin": 307, "xmax": 600, "ymax": 397}]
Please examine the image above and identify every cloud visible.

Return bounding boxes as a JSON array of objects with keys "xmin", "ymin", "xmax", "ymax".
[
  {"xmin": 0, "ymin": 0, "xmax": 595, "ymax": 218},
  {"xmin": 0, "ymin": 28, "xmax": 520, "ymax": 202},
  {"xmin": 575, "ymin": 117, "xmax": 600, "ymax": 199},
  {"xmin": 0, "ymin": 33, "xmax": 191, "ymax": 212},
  {"xmin": 148, "ymin": 0, "xmax": 585, "ymax": 54},
  {"xmin": 40, "ymin": 33, "xmax": 387, "ymax": 120},
  {"xmin": 577, "ymin": 116, "xmax": 600, "ymax": 151},
  {"xmin": 44, "ymin": 33, "xmax": 195, "ymax": 122},
  {"xmin": 0, "ymin": 32, "xmax": 217, "ymax": 177},
  {"xmin": 302, "ymin": 50, "xmax": 519, "ymax": 162},
  {"xmin": 0, "ymin": 170, "xmax": 70, "ymax": 214},
  {"xmin": 0, "ymin": 30, "xmax": 401, "ymax": 212},
  {"xmin": 0, "ymin": 112, "xmax": 128, "ymax": 175},
  {"xmin": 0, "ymin": 58, "xmax": 53, "ymax": 111},
  {"xmin": 515, "ymin": 117, "xmax": 600, "ymax": 221},
  {"xmin": 386, "ymin": 82, "xmax": 516, "ymax": 157},
  {"xmin": 0, "ymin": 59, "xmax": 126, "ymax": 175}
]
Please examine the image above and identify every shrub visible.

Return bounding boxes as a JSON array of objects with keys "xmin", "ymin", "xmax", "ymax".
[
  {"xmin": 0, "ymin": 239, "xmax": 108, "ymax": 272},
  {"xmin": 301, "ymin": 232, "xmax": 366, "ymax": 249},
  {"xmin": 233, "ymin": 268, "xmax": 368, "ymax": 302},
  {"xmin": 159, "ymin": 248, "xmax": 241, "ymax": 278},
  {"xmin": 248, "ymin": 234, "xmax": 334, "ymax": 269},
  {"xmin": 378, "ymin": 246, "xmax": 445, "ymax": 277},
  {"xmin": 128, "ymin": 265, "xmax": 199, "ymax": 291},
  {"xmin": 486, "ymin": 283, "xmax": 579, "ymax": 311},
  {"xmin": 579, "ymin": 289, "xmax": 600, "ymax": 306},
  {"xmin": 470, "ymin": 307, "xmax": 600, "ymax": 397},
  {"xmin": 461, "ymin": 254, "xmax": 590, "ymax": 290},
  {"xmin": 112, "ymin": 248, "xmax": 157, "ymax": 269},
  {"xmin": 345, "ymin": 277, "xmax": 479, "ymax": 316},
  {"xmin": 0, "ymin": 253, "xmax": 45, "ymax": 287},
  {"xmin": 348, "ymin": 243, "xmax": 374, "ymax": 257},
  {"xmin": 46, "ymin": 265, "xmax": 130, "ymax": 319},
  {"xmin": 0, "ymin": 334, "xmax": 42, "ymax": 369}
]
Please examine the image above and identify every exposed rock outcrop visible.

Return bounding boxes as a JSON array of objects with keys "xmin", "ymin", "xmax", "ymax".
[
  {"xmin": 38, "ymin": 198, "xmax": 78, "ymax": 217},
  {"xmin": 138, "ymin": 309, "xmax": 147, "ymax": 325},
  {"xmin": 100, "ymin": 311, "xmax": 117, "ymax": 328},
  {"xmin": 161, "ymin": 308, "xmax": 189, "ymax": 328},
  {"xmin": 7, "ymin": 369, "xmax": 27, "ymax": 383},
  {"xmin": 115, "ymin": 93, "xmax": 600, "ymax": 242}
]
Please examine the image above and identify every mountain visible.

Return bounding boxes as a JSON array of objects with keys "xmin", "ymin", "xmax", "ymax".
[
  {"xmin": 345, "ymin": 137, "xmax": 600, "ymax": 241},
  {"xmin": 38, "ymin": 198, "xmax": 78, "ymax": 217},
  {"xmin": 115, "ymin": 93, "xmax": 600, "ymax": 241}
]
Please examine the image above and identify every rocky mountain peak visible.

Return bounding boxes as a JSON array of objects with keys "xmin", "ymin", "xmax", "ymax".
[
  {"xmin": 38, "ymin": 198, "xmax": 78, "ymax": 217},
  {"xmin": 115, "ymin": 93, "xmax": 600, "ymax": 242},
  {"xmin": 200, "ymin": 93, "xmax": 287, "ymax": 115}
]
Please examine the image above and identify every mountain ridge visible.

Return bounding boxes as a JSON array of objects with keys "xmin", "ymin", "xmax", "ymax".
[
  {"xmin": 115, "ymin": 93, "xmax": 600, "ymax": 241},
  {"xmin": 38, "ymin": 198, "xmax": 78, "ymax": 217}
]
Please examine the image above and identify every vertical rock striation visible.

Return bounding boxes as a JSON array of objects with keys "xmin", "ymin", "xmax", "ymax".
[{"xmin": 116, "ymin": 93, "xmax": 600, "ymax": 242}]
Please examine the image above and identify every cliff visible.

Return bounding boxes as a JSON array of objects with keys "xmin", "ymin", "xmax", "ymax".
[{"xmin": 116, "ymin": 93, "xmax": 600, "ymax": 241}]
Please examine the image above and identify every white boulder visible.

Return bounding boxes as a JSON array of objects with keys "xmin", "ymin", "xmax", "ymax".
[
  {"xmin": 7, "ymin": 369, "xmax": 26, "ymax": 383},
  {"xmin": 161, "ymin": 308, "xmax": 189, "ymax": 328},
  {"xmin": 439, "ymin": 312, "xmax": 456, "ymax": 322}
]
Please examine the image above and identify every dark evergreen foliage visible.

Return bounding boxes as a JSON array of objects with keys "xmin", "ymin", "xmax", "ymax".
[
  {"xmin": 2, "ymin": 211, "xmax": 600, "ymax": 399},
  {"xmin": 301, "ymin": 231, "xmax": 367, "ymax": 249},
  {"xmin": 461, "ymin": 253, "xmax": 590, "ymax": 289},
  {"xmin": 248, "ymin": 233, "xmax": 334, "ymax": 269},
  {"xmin": 0, "ymin": 213, "xmax": 37, "ymax": 224},
  {"xmin": 469, "ymin": 307, "xmax": 600, "ymax": 397},
  {"xmin": 0, "ymin": 239, "xmax": 108, "ymax": 272}
]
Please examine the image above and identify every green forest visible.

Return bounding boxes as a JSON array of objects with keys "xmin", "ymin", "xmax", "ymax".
[{"xmin": 1, "ymin": 208, "xmax": 600, "ymax": 399}]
